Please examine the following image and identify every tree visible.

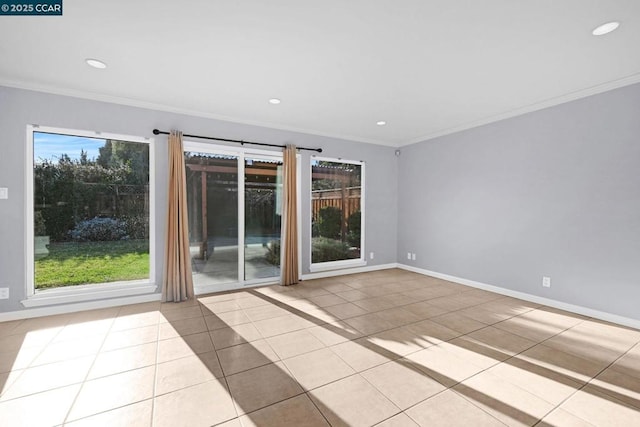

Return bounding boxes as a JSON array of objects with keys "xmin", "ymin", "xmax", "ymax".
[
  {"xmin": 79, "ymin": 149, "xmax": 88, "ymax": 165},
  {"xmin": 97, "ymin": 140, "xmax": 149, "ymax": 185},
  {"xmin": 35, "ymin": 140, "xmax": 148, "ymax": 241}
]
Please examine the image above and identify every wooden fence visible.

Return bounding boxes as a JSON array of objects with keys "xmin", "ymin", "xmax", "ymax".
[{"xmin": 312, "ymin": 187, "xmax": 361, "ymax": 241}]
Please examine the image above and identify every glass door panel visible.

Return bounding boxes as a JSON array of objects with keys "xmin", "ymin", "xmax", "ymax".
[
  {"xmin": 185, "ymin": 152, "xmax": 238, "ymax": 287},
  {"xmin": 244, "ymin": 157, "xmax": 283, "ymax": 281}
]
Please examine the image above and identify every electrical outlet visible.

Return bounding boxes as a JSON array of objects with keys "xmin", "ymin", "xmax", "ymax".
[
  {"xmin": 542, "ymin": 276, "xmax": 551, "ymax": 288},
  {"xmin": 0, "ymin": 187, "xmax": 8, "ymax": 200},
  {"xmin": 0, "ymin": 288, "xmax": 9, "ymax": 299},
  {"xmin": 411, "ymin": 253, "xmax": 416, "ymax": 261},
  {"xmin": 407, "ymin": 252, "xmax": 411, "ymax": 260},
  {"xmin": 369, "ymin": 252, "xmax": 374, "ymax": 259}
]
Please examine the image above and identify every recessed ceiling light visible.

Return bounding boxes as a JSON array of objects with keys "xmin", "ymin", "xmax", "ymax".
[
  {"xmin": 268, "ymin": 98, "xmax": 281, "ymax": 104},
  {"xmin": 592, "ymin": 21, "xmax": 620, "ymax": 36},
  {"xmin": 85, "ymin": 58, "xmax": 107, "ymax": 69},
  {"xmin": 376, "ymin": 121, "xmax": 386, "ymax": 126}
]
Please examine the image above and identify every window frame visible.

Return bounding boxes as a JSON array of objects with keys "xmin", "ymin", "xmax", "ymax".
[
  {"xmin": 309, "ymin": 156, "xmax": 366, "ymax": 272},
  {"xmin": 23, "ymin": 125, "xmax": 156, "ymax": 307}
]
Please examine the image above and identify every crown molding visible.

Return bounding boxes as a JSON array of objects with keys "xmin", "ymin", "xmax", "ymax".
[
  {"xmin": 402, "ymin": 72, "xmax": 640, "ymax": 147},
  {"xmin": 3, "ymin": 72, "xmax": 639, "ymax": 150},
  {"xmin": 0, "ymin": 78, "xmax": 395, "ymax": 148}
]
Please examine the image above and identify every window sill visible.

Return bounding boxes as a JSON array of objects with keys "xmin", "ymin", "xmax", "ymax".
[
  {"xmin": 309, "ymin": 259, "xmax": 367, "ymax": 273},
  {"xmin": 21, "ymin": 280, "xmax": 158, "ymax": 308}
]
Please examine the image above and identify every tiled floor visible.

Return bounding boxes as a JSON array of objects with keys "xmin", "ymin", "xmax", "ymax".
[{"xmin": 1, "ymin": 269, "xmax": 639, "ymax": 426}]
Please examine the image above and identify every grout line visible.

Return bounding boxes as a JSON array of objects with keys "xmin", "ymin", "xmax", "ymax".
[
  {"xmin": 201, "ymin": 318, "xmax": 239, "ymax": 421},
  {"xmin": 232, "ymin": 389, "xmax": 308, "ymax": 420},
  {"xmin": 3, "ymin": 270, "xmax": 637, "ymax": 426},
  {"xmin": 309, "ymin": 275, "xmax": 617, "ymax": 426},
  {"xmin": 444, "ymin": 310, "xmax": 639, "ymax": 424},
  {"xmin": 149, "ymin": 307, "xmax": 161, "ymax": 427},
  {"xmin": 531, "ymin": 338, "xmax": 640, "ymax": 425},
  {"xmin": 60, "ymin": 309, "xmax": 119, "ymax": 424},
  {"xmin": 210, "ymin": 291, "xmax": 344, "ymax": 425},
  {"xmin": 304, "ymin": 390, "xmax": 334, "ymax": 426}
]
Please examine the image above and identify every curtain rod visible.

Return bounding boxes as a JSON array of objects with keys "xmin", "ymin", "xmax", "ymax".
[{"xmin": 152, "ymin": 129, "xmax": 322, "ymax": 153}]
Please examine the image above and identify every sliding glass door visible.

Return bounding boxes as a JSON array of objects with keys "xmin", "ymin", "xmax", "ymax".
[
  {"xmin": 184, "ymin": 143, "xmax": 282, "ymax": 291},
  {"xmin": 184, "ymin": 151, "xmax": 239, "ymax": 286},
  {"xmin": 244, "ymin": 156, "xmax": 283, "ymax": 281}
]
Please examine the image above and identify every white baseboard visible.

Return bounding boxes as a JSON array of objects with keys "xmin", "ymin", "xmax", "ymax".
[
  {"xmin": 301, "ymin": 263, "xmax": 398, "ymax": 281},
  {"xmin": 397, "ymin": 264, "xmax": 640, "ymax": 330},
  {"xmin": 0, "ymin": 293, "xmax": 162, "ymax": 322}
]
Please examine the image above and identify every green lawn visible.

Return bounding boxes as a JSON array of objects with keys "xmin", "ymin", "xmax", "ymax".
[{"xmin": 35, "ymin": 240, "xmax": 150, "ymax": 289}]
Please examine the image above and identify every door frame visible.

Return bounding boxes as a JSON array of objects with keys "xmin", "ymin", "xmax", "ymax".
[{"xmin": 183, "ymin": 141, "xmax": 300, "ymax": 295}]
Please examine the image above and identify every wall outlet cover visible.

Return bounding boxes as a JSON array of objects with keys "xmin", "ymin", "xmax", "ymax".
[
  {"xmin": 542, "ymin": 276, "xmax": 551, "ymax": 288},
  {"xmin": 0, "ymin": 288, "xmax": 9, "ymax": 299}
]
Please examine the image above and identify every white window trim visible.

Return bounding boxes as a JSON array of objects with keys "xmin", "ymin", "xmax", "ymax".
[
  {"xmin": 182, "ymin": 141, "xmax": 301, "ymax": 294},
  {"xmin": 309, "ymin": 156, "xmax": 366, "ymax": 273},
  {"xmin": 309, "ymin": 258, "xmax": 367, "ymax": 273},
  {"xmin": 23, "ymin": 125, "xmax": 156, "ymax": 307}
]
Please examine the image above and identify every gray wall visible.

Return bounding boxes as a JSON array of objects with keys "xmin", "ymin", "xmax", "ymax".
[
  {"xmin": 3, "ymin": 81, "xmax": 639, "ymax": 320},
  {"xmin": 398, "ymin": 83, "xmax": 640, "ymax": 320},
  {"xmin": 0, "ymin": 86, "xmax": 398, "ymax": 314}
]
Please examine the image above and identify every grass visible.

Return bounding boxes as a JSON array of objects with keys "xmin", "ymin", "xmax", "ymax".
[{"xmin": 35, "ymin": 240, "xmax": 149, "ymax": 289}]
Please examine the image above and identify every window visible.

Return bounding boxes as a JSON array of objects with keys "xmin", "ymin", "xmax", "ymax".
[
  {"xmin": 25, "ymin": 126, "xmax": 155, "ymax": 305},
  {"xmin": 311, "ymin": 157, "xmax": 365, "ymax": 270}
]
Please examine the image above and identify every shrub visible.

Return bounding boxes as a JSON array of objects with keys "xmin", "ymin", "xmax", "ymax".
[
  {"xmin": 347, "ymin": 210, "xmax": 361, "ymax": 247},
  {"xmin": 120, "ymin": 216, "xmax": 149, "ymax": 240},
  {"xmin": 34, "ymin": 211, "xmax": 47, "ymax": 235},
  {"xmin": 265, "ymin": 240, "xmax": 280, "ymax": 265},
  {"xmin": 312, "ymin": 237, "xmax": 349, "ymax": 263},
  {"xmin": 317, "ymin": 206, "xmax": 342, "ymax": 239},
  {"xmin": 70, "ymin": 217, "xmax": 128, "ymax": 242},
  {"xmin": 41, "ymin": 204, "xmax": 75, "ymax": 241}
]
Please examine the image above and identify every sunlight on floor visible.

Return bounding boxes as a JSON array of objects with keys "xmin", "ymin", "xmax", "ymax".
[{"xmin": 1, "ymin": 269, "xmax": 639, "ymax": 426}]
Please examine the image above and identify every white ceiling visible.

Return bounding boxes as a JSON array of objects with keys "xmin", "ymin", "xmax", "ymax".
[{"xmin": 1, "ymin": 1, "xmax": 639, "ymax": 147}]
